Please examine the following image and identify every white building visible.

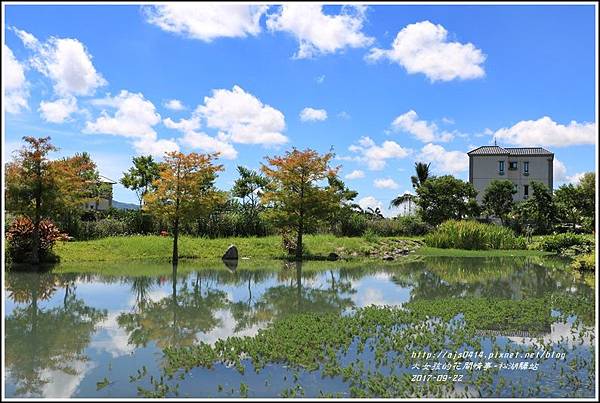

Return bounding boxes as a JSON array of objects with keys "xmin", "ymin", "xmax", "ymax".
[
  {"xmin": 467, "ymin": 146, "xmax": 554, "ymax": 202},
  {"xmin": 83, "ymin": 175, "xmax": 116, "ymax": 211}
]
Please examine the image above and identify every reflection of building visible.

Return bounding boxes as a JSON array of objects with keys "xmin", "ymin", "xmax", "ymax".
[
  {"xmin": 468, "ymin": 146, "xmax": 554, "ymax": 203},
  {"xmin": 83, "ymin": 175, "xmax": 116, "ymax": 211}
]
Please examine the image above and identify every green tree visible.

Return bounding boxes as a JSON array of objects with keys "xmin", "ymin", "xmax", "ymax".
[
  {"xmin": 554, "ymin": 172, "xmax": 595, "ymax": 232},
  {"xmin": 5, "ymin": 137, "xmax": 59, "ymax": 264},
  {"xmin": 144, "ymin": 151, "xmax": 224, "ymax": 264},
  {"xmin": 577, "ymin": 172, "xmax": 595, "ymax": 231},
  {"xmin": 512, "ymin": 181, "xmax": 556, "ymax": 234},
  {"xmin": 120, "ymin": 155, "xmax": 160, "ymax": 210},
  {"xmin": 411, "ymin": 162, "xmax": 432, "ymax": 190},
  {"xmin": 555, "ymin": 183, "xmax": 581, "ymax": 230},
  {"xmin": 261, "ymin": 148, "xmax": 340, "ymax": 261},
  {"xmin": 416, "ymin": 175, "xmax": 480, "ymax": 226},
  {"xmin": 325, "ymin": 175, "xmax": 359, "ymax": 232},
  {"xmin": 231, "ymin": 166, "xmax": 269, "ymax": 235},
  {"xmin": 482, "ymin": 180, "xmax": 516, "ymax": 224}
]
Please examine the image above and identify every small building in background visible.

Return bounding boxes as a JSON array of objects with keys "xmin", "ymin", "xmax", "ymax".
[
  {"xmin": 468, "ymin": 146, "xmax": 554, "ymax": 202},
  {"xmin": 83, "ymin": 175, "xmax": 116, "ymax": 211}
]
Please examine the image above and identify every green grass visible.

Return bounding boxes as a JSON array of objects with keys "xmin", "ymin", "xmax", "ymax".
[
  {"xmin": 416, "ymin": 247, "xmax": 551, "ymax": 257},
  {"xmin": 52, "ymin": 234, "xmax": 385, "ymax": 263},
  {"xmin": 49, "ymin": 235, "xmax": 547, "ymax": 271}
]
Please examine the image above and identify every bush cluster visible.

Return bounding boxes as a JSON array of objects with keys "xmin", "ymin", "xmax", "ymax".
[
  {"xmin": 6, "ymin": 216, "xmax": 67, "ymax": 263},
  {"xmin": 536, "ymin": 233, "xmax": 594, "ymax": 256},
  {"xmin": 424, "ymin": 220, "xmax": 525, "ymax": 250}
]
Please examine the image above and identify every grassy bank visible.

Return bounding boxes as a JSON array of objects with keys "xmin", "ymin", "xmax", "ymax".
[
  {"xmin": 52, "ymin": 234, "xmax": 393, "ymax": 263},
  {"xmin": 46, "ymin": 234, "xmax": 554, "ymax": 268}
]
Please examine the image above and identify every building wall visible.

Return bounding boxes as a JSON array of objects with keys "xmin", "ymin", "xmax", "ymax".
[
  {"xmin": 470, "ymin": 154, "xmax": 553, "ymax": 202},
  {"xmin": 84, "ymin": 198, "xmax": 112, "ymax": 211}
]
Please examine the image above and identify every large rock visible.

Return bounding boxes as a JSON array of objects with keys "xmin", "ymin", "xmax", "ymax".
[
  {"xmin": 327, "ymin": 252, "xmax": 340, "ymax": 261},
  {"xmin": 222, "ymin": 245, "xmax": 238, "ymax": 260}
]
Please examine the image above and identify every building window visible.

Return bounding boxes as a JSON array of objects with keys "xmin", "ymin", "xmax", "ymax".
[
  {"xmin": 509, "ymin": 161, "xmax": 518, "ymax": 170},
  {"xmin": 523, "ymin": 161, "xmax": 529, "ymax": 175},
  {"xmin": 498, "ymin": 160, "xmax": 505, "ymax": 175},
  {"xmin": 524, "ymin": 184, "xmax": 529, "ymax": 199}
]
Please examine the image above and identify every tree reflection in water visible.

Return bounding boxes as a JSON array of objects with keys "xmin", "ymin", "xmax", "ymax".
[
  {"xmin": 5, "ymin": 272, "xmax": 107, "ymax": 396},
  {"xmin": 117, "ymin": 264, "xmax": 228, "ymax": 349}
]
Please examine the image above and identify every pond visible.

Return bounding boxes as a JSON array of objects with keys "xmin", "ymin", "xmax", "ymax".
[{"xmin": 4, "ymin": 256, "xmax": 595, "ymax": 398}]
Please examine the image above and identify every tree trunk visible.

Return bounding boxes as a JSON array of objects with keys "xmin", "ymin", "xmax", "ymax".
[
  {"xmin": 172, "ymin": 216, "xmax": 179, "ymax": 264},
  {"xmin": 295, "ymin": 181, "xmax": 305, "ymax": 261},
  {"xmin": 295, "ymin": 221, "xmax": 303, "ymax": 261},
  {"xmin": 31, "ymin": 163, "xmax": 42, "ymax": 265}
]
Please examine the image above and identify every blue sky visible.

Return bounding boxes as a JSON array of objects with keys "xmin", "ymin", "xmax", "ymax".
[{"xmin": 3, "ymin": 4, "xmax": 596, "ymax": 213}]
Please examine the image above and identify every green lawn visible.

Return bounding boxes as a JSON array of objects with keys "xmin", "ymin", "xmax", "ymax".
[
  {"xmin": 51, "ymin": 234, "xmax": 552, "ymax": 266},
  {"xmin": 53, "ymin": 234, "xmax": 382, "ymax": 263}
]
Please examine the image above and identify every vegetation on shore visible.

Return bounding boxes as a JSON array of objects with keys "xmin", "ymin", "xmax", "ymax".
[
  {"xmin": 424, "ymin": 219, "xmax": 525, "ymax": 250},
  {"xmin": 47, "ymin": 233, "xmax": 562, "ymax": 266}
]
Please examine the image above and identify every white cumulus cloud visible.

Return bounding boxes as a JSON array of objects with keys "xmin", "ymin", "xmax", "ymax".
[
  {"xmin": 366, "ymin": 21, "xmax": 486, "ymax": 82},
  {"xmin": 266, "ymin": 4, "xmax": 374, "ymax": 59},
  {"xmin": 164, "ymin": 99, "xmax": 186, "ymax": 111},
  {"xmin": 374, "ymin": 178, "xmax": 399, "ymax": 189},
  {"xmin": 566, "ymin": 172, "xmax": 586, "ymax": 185},
  {"xmin": 493, "ymin": 116, "xmax": 597, "ymax": 147},
  {"xmin": 358, "ymin": 196, "xmax": 383, "ymax": 212},
  {"xmin": 3, "ymin": 44, "xmax": 29, "ymax": 113},
  {"xmin": 345, "ymin": 169, "xmax": 365, "ymax": 180},
  {"xmin": 14, "ymin": 27, "xmax": 106, "ymax": 96},
  {"xmin": 39, "ymin": 97, "xmax": 79, "ymax": 123},
  {"xmin": 418, "ymin": 143, "xmax": 469, "ymax": 175},
  {"xmin": 348, "ymin": 136, "xmax": 412, "ymax": 170},
  {"xmin": 85, "ymin": 90, "xmax": 178, "ymax": 156},
  {"xmin": 300, "ymin": 107, "xmax": 328, "ymax": 122},
  {"xmin": 164, "ymin": 115, "xmax": 238, "ymax": 159},
  {"xmin": 143, "ymin": 4, "xmax": 267, "ymax": 42},
  {"xmin": 197, "ymin": 85, "xmax": 287, "ymax": 145},
  {"xmin": 179, "ymin": 131, "xmax": 238, "ymax": 160},
  {"xmin": 392, "ymin": 110, "xmax": 454, "ymax": 142},
  {"xmin": 553, "ymin": 158, "xmax": 568, "ymax": 184}
]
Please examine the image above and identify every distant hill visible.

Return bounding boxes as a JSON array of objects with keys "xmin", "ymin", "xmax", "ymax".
[{"xmin": 112, "ymin": 200, "xmax": 139, "ymax": 210}]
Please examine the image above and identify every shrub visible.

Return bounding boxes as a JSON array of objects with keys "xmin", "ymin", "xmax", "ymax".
[
  {"xmin": 570, "ymin": 251, "xmax": 595, "ymax": 272},
  {"xmin": 363, "ymin": 216, "xmax": 430, "ymax": 237},
  {"xmin": 6, "ymin": 216, "xmax": 67, "ymax": 263},
  {"xmin": 362, "ymin": 228, "xmax": 380, "ymax": 243},
  {"xmin": 77, "ymin": 218, "xmax": 130, "ymax": 240},
  {"xmin": 536, "ymin": 233, "xmax": 594, "ymax": 256},
  {"xmin": 335, "ymin": 212, "xmax": 368, "ymax": 237},
  {"xmin": 424, "ymin": 220, "xmax": 524, "ymax": 250}
]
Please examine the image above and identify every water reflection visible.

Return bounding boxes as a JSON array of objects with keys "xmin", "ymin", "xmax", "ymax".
[
  {"xmin": 3, "ymin": 256, "xmax": 595, "ymax": 398},
  {"xmin": 5, "ymin": 272, "xmax": 107, "ymax": 396}
]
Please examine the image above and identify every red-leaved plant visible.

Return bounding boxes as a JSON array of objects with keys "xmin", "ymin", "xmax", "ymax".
[{"xmin": 6, "ymin": 216, "xmax": 68, "ymax": 263}]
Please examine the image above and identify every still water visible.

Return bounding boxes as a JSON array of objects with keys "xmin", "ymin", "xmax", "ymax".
[{"xmin": 4, "ymin": 256, "xmax": 595, "ymax": 398}]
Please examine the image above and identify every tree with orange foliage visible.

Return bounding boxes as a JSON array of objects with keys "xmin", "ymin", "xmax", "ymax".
[
  {"xmin": 52, "ymin": 152, "xmax": 101, "ymax": 215},
  {"xmin": 6, "ymin": 136, "xmax": 59, "ymax": 264},
  {"xmin": 144, "ymin": 151, "xmax": 225, "ymax": 264},
  {"xmin": 261, "ymin": 148, "xmax": 341, "ymax": 261},
  {"xmin": 6, "ymin": 138, "xmax": 102, "ymax": 263}
]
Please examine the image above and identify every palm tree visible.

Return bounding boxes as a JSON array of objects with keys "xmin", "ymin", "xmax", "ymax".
[
  {"xmin": 365, "ymin": 207, "xmax": 384, "ymax": 219},
  {"xmin": 390, "ymin": 192, "xmax": 416, "ymax": 215},
  {"xmin": 411, "ymin": 162, "xmax": 431, "ymax": 190}
]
